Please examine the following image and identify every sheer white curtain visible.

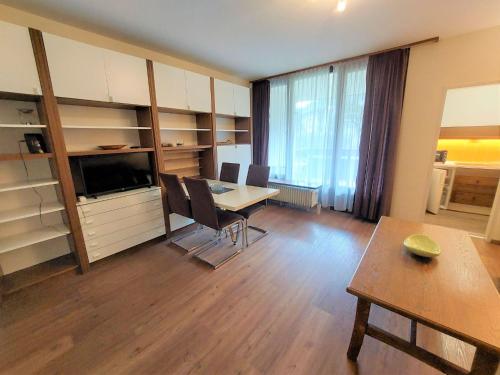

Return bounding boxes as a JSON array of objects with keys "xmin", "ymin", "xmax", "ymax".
[{"xmin": 268, "ymin": 58, "xmax": 367, "ymax": 211}]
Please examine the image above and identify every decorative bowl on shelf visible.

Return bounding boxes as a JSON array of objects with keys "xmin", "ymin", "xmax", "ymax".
[
  {"xmin": 403, "ymin": 234, "xmax": 441, "ymax": 258},
  {"xmin": 97, "ymin": 145, "xmax": 127, "ymax": 150}
]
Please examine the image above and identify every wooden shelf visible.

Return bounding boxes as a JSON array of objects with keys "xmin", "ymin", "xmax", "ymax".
[
  {"xmin": 0, "ymin": 124, "xmax": 46, "ymax": 128},
  {"xmin": 162, "ymin": 145, "xmax": 212, "ymax": 152},
  {"xmin": 68, "ymin": 148, "xmax": 154, "ymax": 157},
  {"xmin": 0, "ymin": 153, "xmax": 53, "ymax": 161},
  {"xmin": 0, "ymin": 91, "xmax": 42, "ymax": 102},
  {"xmin": 164, "ymin": 156, "xmax": 202, "ymax": 162},
  {"xmin": 56, "ymin": 96, "xmax": 148, "ymax": 110},
  {"xmin": 0, "ymin": 178, "xmax": 59, "ymax": 193},
  {"xmin": 216, "ymin": 129, "xmax": 249, "ymax": 133},
  {"xmin": 165, "ymin": 166, "xmax": 201, "ymax": 173},
  {"xmin": 216, "ymin": 113, "xmax": 251, "ymax": 119},
  {"xmin": 1, "ymin": 254, "xmax": 78, "ymax": 296},
  {"xmin": 0, "ymin": 224, "xmax": 70, "ymax": 254},
  {"xmin": 159, "ymin": 127, "xmax": 211, "ymax": 132},
  {"xmin": 62, "ymin": 125, "xmax": 151, "ymax": 130},
  {"xmin": 157, "ymin": 106, "xmax": 211, "ymax": 115},
  {"xmin": 0, "ymin": 202, "xmax": 65, "ymax": 224}
]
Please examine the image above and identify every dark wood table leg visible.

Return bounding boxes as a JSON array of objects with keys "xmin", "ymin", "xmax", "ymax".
[
  {"xmin": 347, "ymin": 298, "xmax": 371, "ymax": 361},
  {"xmin": 470, "ymin": 347, "xmax": 499, "ymax": 375}
]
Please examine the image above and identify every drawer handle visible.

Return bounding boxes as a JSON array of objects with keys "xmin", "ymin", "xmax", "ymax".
[
  {"xmin": 90, "ymin": 242, "xmax": 99, "ymax": 247},
  {"xmin": 85, "ymin": 219, "xmax": 94, "ymax": 224},
  {"xmin": 92, "ymin": 252, "xmax": 101, "ymax": 259},
  {"xmin": 87, "ymin": 231, "xmax": 96, "ymax": 237}
]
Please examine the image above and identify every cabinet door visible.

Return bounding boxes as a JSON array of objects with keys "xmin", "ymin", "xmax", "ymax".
[
  {"xmin": 235, "ymin": 144, "xmax": 252, "ymax": 184},
  {"xmin": 0, "ymin": 21, "xmax": 41, "ymax": 95},
  {"xmin": 43, "ymin": 33, "xmax": 108, "ymax": 102},
  {"xmin": 214, "ymin": 79, "xmax": 235, "ymax": 116},
  {"xmin": 153, "ymin": 62, "xmax": 187, "ymax": 110},
  {"xmin": 185, "ymin": 71, "xmax": 211, "ymax": 113},
  {"xmin": 216, "ymin": 145, "xmax": 237, "ymax": 179},
  {"xmin": 104, "ymin": 50, "xmax": 150, "ymax": 106},
  {"xmin": 234, "ymin": 85, "xmax": 251, "ymax": 117}
]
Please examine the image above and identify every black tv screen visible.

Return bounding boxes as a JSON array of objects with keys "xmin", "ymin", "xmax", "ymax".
[{"xmin": 75, "ymin": 153, "xmax": 153, "ymax": 197}]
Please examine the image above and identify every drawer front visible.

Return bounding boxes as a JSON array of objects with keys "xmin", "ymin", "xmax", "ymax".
[
  {"xmin": 84, "ymin": 217, "xmax": 165, "ymax": 251},
  {"xmin": 451, "ymin": 191, "xmax": 495, "ymax": 207},
  {"xmin": 80, "ymin": 199, "xmax": 163, "ymax": 228},
  {"xmin": 88, "ymin": 226, "xmax": 165, "ymax": 263},
  {"xmin": 82, "ymin": 209, "xmax": 164, "ymax": 241},
  {"xmin": 78, "ymin": 189, "xmax": 161, "ymax": 218}
]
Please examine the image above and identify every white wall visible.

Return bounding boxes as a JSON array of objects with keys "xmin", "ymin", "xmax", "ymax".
[{"xmin": 390, "ymin": 26, "xmax": 500, "ymax": 240}]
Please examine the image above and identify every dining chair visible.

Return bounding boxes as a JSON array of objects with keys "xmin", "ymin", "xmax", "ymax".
[
  {"xmin": 184, "ymin": 177, "xmax": 245, "ymax": 268},
  {"xmin": 160, "ymin": 173, "xmax": 213, "ymax": 253},
  {"xmin": 219, "ymin": 162, "xmax": 240, "ymax": 184},
  {"xmin": 237, "ymin": 164, "xmax": 271, "ymax": 247}
]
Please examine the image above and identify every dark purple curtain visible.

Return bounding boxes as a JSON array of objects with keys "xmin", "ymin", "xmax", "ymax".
[
  {"xmin": 353, "ymin": 49, "xmax": 410, "ymax": 222},
  {"xmin": 252, "ymin": 80, "xmax": 270, "ymax": 165}
]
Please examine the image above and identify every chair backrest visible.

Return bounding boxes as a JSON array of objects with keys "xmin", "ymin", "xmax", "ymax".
[
  {"xmin": 219, "ymin": 162, "xmax": 240, "ymax": 183},
  {"xmin": 160, "ymin": 173, "xmax": 192, "ymax": 218},
  {"xmin": 246, "ymin": 164, "xmax": 270, "ymax": 188},
  {"xmin": 184, "ymin": 177, "xmax": 220, "ymax": 230}
]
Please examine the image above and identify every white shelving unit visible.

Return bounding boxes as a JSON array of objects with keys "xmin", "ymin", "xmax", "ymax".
[
  {"xmin": 159, "ymin": 127, "xmax": 210, "ymax": 132},
  {"xmin": 0, "ymin": 178, "xmax": 59, "ymax": 193},
  {"xmin": 0, "ymin": 124, "xmax": 46, "ymax": 128},
  {"xmin": 0, "ymin": 224, "xmax": 70, "ymax": 254},
  {"xmin": 62, "ymin": 125, "xmax": 151, "ymax": 130},
  {"xmin": 0, "ymin": 202, "xmax": 65, "ymax": 224}
]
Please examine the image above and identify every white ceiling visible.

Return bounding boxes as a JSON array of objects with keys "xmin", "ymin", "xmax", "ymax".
[{"xmin": 3, "ymin": 0, "xmax": 500, "ymax": 80}]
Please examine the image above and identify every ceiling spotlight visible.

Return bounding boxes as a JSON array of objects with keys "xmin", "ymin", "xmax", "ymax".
[{"xmin": 336, "ymin": 0, "xmax": 347, "ymax": 12}]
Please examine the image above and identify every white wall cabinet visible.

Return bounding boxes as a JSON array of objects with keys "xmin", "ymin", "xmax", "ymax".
[
  {"xmin": 0, "ymin": 21, "xmax": 41, "ymax": 96},
  {"xmin": 44, "ymin": 33, "xmax": 109, "ymax": 102},
  {"xmin": 214, "ymin": 79, "xmax": 250, "ymax": 117},
  {"xmin": 234, "ymin": 85, "xmax": 251, "ymax": 117},
  {"xmin": 44, "ymin": 33, "xmax": 149, "ymax": 105},
  {"xmin": 154, "ymin": 62, "xmax": 211, "ymax": 112},
  {"xmin": 154, "ymin": 63, "xmax": 188, "ymax": 110},
  {"xmin": 104, "ymin": 50, "xmax": 150, "ymax": 106},
  {"xmin": 185, "ymin": 71, "xmax": 211, "ymax": 112},
  {"xmin": 441, "ymin": 84, "xmax": 500, "ymax": 127},
  {"xmin": 217, "ymin": 144, "xmax": 252, "ymax": 184}
]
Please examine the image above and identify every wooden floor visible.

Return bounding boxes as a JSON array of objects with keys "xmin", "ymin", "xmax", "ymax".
[{"xmin": 1, "ymin": 206, "xmax": 499, "ymax": 374}]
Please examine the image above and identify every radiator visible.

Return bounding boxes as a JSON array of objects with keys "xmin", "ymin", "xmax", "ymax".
[{"xmin": 268, "ymin": 181, "xmax": 321, "ymax": 213}]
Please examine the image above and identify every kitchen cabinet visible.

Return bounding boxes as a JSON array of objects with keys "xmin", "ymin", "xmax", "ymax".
[
  {"xmin": 0, "ymin": 21, "xmax": 41, "ymax": 96},
  {"xmin": 185, "ymin": 71, "xmax": 211, "ymax": 112}
]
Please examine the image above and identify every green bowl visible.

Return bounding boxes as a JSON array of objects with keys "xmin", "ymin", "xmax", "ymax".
[{"xmin": 403, "ymin": 234, "xmax": 441, "ymax": 258}]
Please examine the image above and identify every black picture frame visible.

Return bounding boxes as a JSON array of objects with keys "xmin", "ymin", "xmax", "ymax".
[{"xmin": 24, "ymin": 133, "xmax": 47, "ymax": 154}]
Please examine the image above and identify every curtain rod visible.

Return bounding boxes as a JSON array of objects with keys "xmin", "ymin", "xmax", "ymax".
[{"xmin": 252, "ymin": 36, "xmax": 439, "ymax": 82}]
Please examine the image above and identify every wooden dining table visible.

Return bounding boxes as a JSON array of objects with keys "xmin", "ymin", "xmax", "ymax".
[{"xmin": 346, "ymin": 216, "xmax": 500, "ymax": 375}]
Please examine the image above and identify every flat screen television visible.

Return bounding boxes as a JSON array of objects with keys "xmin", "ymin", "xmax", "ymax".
[{"xmin": 70, "ymin": 153, "xmax": 154, "ymax": 197}]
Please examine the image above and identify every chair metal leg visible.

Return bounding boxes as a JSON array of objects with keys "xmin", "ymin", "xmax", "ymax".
[{"xmin": 170, "ymin": 225, "xmax": 216, "ymax": 253}]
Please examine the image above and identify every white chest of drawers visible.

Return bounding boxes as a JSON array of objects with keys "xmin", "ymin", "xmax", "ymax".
[{"xmin": 77, "ymin": 187, "xmax": 166, "ymax": 263}]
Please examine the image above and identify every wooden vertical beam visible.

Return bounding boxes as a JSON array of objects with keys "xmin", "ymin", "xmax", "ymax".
[
  {"xmin": 29, "ymin": 28, "xmax": 89, "ymax": 273},
  {"xmin": 209, "ymin": 77, "xmax": 218, "ymax": 178},
  {"xmin": 146, "ymin": 59, "xmax": 171, "ymax": 236}
]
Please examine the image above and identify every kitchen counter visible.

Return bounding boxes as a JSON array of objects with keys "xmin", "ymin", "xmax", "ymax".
[{"xmin": 434, "ymin": 161, "xmax": 500, "ymax": 171}]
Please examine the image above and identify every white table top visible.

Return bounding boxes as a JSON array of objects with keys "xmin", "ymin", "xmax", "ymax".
[{"xmin": 185, "ymin": 179, "xmax": 279, "ymax": 211}]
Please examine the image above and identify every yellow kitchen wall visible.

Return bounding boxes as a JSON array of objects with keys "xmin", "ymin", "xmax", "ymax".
[
  {"xmin": 0, "ymin": 4, "xmax": 249, "ymax": 86},
  {"xmin": 391, "ymin": 25, "xmax": 500, "ymax": 226},
  {"xmin": 437, "ymin": 139, "xmax": 500, "ymax": 162}
]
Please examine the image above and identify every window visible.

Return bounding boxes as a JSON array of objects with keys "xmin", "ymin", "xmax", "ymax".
[{"xmin": 268, "ymin": 58, "xmax": 367, "ymax": 211}]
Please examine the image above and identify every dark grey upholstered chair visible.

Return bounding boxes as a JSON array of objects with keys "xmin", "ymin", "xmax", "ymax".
[
  {"xmin": 219, "ymin": 162, "xmax": 240, "ymax": 184},
  {"xmin": 237, "ymin": 164, "xmax": 271, "ymax": 246},
  {"xmin": 184, "ymin": 177, "xmax": 244, "ymax": 268},
  {"xmin": 160, "ymin": 173, "xmax": 212, "ymax": 253}
]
